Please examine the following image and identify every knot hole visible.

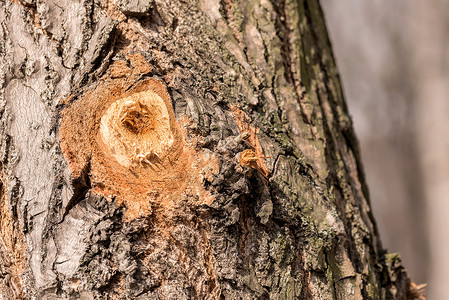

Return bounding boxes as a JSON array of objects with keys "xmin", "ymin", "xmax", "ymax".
[{"xmin": 120, "ymin": 101, "xmax": 154, "ymax": 134}]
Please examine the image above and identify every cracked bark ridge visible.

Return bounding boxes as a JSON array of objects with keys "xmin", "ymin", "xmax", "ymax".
[{"xmin": 0, "ymin": 0, "xmax": 422, "ymax": 299}]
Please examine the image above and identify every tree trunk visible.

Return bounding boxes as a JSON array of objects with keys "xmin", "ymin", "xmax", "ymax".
[{"xmin": 0, "ymin": 0, "xmax": 420, "ymax": 299}]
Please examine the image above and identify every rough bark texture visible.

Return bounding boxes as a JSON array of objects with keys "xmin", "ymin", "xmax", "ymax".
[{"xmin": 0, "ymin": 0, "xmax": 420, "ymax": 299}]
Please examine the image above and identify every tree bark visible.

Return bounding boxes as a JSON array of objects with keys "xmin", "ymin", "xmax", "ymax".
[{"xmin": 0, "ymin": 0, "xmax": 420, "ymax": 299}]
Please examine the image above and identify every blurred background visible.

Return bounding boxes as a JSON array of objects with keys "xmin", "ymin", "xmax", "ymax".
[{"xmin": 321, "ymin": 1, "xmax": 449, "ymax": 299}]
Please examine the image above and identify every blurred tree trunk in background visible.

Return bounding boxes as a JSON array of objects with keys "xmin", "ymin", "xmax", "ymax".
[
  {"xmin": 322, "ymin": 0, "xmax": 449, "ymax": 298},
  {"xmin": 0, "ymin": 0, "xmax": 420, "ymax": 299},
  {"xmin": 413, "ymin": 2, "xmax": 449, "ymax": 299}
]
